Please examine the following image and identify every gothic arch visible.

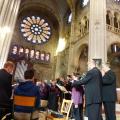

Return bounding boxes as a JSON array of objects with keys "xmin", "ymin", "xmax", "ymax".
[
  {"xmin": 114, "ymin": 12, "xmax": 119, "ymax": 28},
  {"xmin": 106, "ymin": 10, "xmax": 112, "ymax": 25},
  {"xmin": 108, "ymin": 42, "xmax": 120, "ymax": 87}
]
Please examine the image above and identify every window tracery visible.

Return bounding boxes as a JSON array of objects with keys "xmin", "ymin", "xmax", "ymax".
[{"xmin": 20, "ymin": 16, "xmax": 51, "ymax": 45}]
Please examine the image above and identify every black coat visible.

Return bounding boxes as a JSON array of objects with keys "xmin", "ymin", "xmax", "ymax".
[
  {"xmin": 102, "ymin": 70, "xmax": 117, "ymax": 102},
  {"xmin": 0, "ymin": 69, "xmax": 12, "ymax": 107},
  {"xmin": 73, "ymin": 67, "xmax": 102, "ymax": 105}
]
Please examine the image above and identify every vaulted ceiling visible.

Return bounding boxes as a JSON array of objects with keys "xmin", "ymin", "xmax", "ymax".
[{"xmin": 19, "ymin": 0, "xmax": 80, "ymax": 31}]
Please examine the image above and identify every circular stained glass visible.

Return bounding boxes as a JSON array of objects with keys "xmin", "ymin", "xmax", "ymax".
[{"xmin": 20, "ymin": 16, "xmax": 51, "ymax": 44}]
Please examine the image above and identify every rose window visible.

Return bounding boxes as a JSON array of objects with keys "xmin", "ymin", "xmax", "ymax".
[{"xmin": 20, "ymin": 16, "xmax": 51, "ymax": 44}]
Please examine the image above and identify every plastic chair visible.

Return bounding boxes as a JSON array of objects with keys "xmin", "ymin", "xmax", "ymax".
[
  {"xmin": 14, "ymin": 95, "xmax": 36, "ymax": 120},
  {"xmin": 1, "ymin": 113, "xmax": 11, "ymax": 120}
]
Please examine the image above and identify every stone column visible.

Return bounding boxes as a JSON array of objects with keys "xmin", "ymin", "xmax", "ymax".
[
  {"xmin": 55, "ymin": 54, "xmax": 61, "ymax": 78},
  {"xmin": 89, "ymin": 0, "xmax": 107, "ymax": 63},
  {"xmin": 0, "ymin": 0, "xmax": 4, "ymax": 13},
  {"xmin": 67, "ymin": 7, "xmax": 76, "ymax": 74},
  {"xmin": 0, "ymin": 0, "xmax": 21, "ymax": 68}
]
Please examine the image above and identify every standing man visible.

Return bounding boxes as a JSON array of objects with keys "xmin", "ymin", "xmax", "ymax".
[
  {"xmin": 0, "ymin": 61, "xmax": 15, "ymax": 119},
  {"xmin": 102, "ymin": 63, "xmax": 117, "ymax": 120},
  {"xmin": 73, "ymin": 59, "xmax": 102, "ymax": 120}
]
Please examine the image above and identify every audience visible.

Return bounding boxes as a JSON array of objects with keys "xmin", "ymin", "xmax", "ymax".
[
  {"xmin": 37, "ymin": 79, "xmax": 49, "ymax": 108},
  {"xmin": 71, "ymin": 72, "xmax": 84, "ymax": 120},
  {"xmin": 48, "ymin": 79, "xmax": 60, "ymax": 111},
  {"xmin": 0, "ymin": 60, "xmax": 117, "ymax": 120}
]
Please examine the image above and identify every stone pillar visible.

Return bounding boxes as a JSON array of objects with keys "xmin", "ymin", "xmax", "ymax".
[
  {"xmin": 0, "ymin": 0, "xmax": 21, "ymax": 68},
  {"xmin": 0, "ymin": 0, "xmax": 4, "ymax": 13},
  {"xmin": 55, "ymin": 54, "xmax": 61, "ymax": 78},
  {"xmin": 89, "ymin": 0, "xmax": 107, "ymax": 63},
  {"xmin": 67, "ymin": 8, "xmax": 76, "ymax": 74}
]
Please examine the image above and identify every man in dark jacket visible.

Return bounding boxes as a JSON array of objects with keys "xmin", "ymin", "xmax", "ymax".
[
  {"xmin": 102, "ymin": 63, "xmax": 117, "ymax": 120},
  {"xmin": 14, "ymin": 69, "xmax": 40, "ymax": 120},
  {"xmin": 0, "ymin": 61, "xmax": 15, "ymax": 119},
  {"xmin": 73, "ymin": 59, "xmax": 102, "ymax": 120}
]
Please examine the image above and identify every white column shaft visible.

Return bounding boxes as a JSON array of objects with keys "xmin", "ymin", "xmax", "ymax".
[
  {"xmin": 89, "ymin": 0, "xmax": 107, "ymax": 62},
  {"xmin": 0, "ymin": 0, "xmax": 21, "ymax": 68}
]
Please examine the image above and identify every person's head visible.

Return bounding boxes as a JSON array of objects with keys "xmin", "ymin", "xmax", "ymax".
[
  {"xmin": 60, "ymin": 77, "xmax": 65, "ymax": 81},
  {"xmin": 4, "ymin": 61, "xmax": 15, "ymax": 74},
  {"xmin": 102, "ymin": 62, "xmax": 110, "ymax": 72},
  {"xmin": 51, "ymin": 79, "xmax": 56, "ymax": 85},
  {"xmin": 24, "ymin": 69, "xmax": 35, "ymax": 80},
  {"xmin": 87, "ymin": 59, "xmax": 96, "ymax": 70},
  {"xmin": 67, "ymin": 75, "xmax": 72, "ymax": 81},
  {"xmin": 25, "ymin": 48, "xmax": 29, "ymax": 54},
  {"xmin": 12, "ymin": 46, "xmax": 18, "ymax": 54},
  {"xmin": 72, "ymin": 72, "xmax": 80, "ymax": 80},
  {"xmin": 19, "ymin": 47, "xmax": 24, "ymax": 53}
]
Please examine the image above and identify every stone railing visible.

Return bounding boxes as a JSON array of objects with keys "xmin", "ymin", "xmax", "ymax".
[
  {"xmin": 106, "ymin": 24, "xmax": 120, "ymax": 35},
  {"xmin": 78, "ymin": 24, "xmax": 120, "ymax": 39}
]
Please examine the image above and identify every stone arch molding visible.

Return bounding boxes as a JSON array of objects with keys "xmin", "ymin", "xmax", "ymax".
[
  {"xmin": 18, "ymin": 2, "xmax": 60, "ymax": 31},
  {"xmin": 75, "ymin": 44, "xmax": 88, "ymax": 74}
]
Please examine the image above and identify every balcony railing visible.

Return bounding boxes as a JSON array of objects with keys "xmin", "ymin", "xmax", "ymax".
[
  {"xmin": 78, "ymin": 24, "xmax": 120, "ymax": 39},
  {"xmin": 106, "ymin": 24, "xmax": 120, "ymax": 35}
]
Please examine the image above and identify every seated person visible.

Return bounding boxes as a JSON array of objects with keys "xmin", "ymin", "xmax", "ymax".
[
  {"xmin": 37, "ymin": 80, "xmax": 49, "ymax": 109},
  {"xmin": 14, "ymin": 69, "xmax": 40, "ymax": 120},
  {"xmin": 48, "ymin": 79, "xmax": 60, "ymax": 111}
]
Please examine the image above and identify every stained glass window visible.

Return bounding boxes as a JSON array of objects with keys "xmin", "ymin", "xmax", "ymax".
[
  {"xmin": 68, "ymin": 13, "xmax": 72, "ymax": 23},
  {"xmin": 35, "ymin": 50, "xmax": 40, "ymax": 60},
  {"xmin": 45, "ymin": 53, "xmax": 50, "ymax": 62},
  {"xmin": 20, "ymin": 16, "xmax": 51, "ymax": 44},
  {"xmin": 8, "ymin": 44, "xmax": 51, "ymax": 63},
  {"xmin": 30, "ymin": 49, "xmax": 35, "ymax": 59},
  {"xmin": 25, "ymin": 48, "xmax": 30, "ymax": 60},
  {"xmin": 40, "ymin": 52, "xmax": 45, "ymax": 61},
  {"xmin": 83, "ymin": 0, "xmax": 89, "ymax": 6}
]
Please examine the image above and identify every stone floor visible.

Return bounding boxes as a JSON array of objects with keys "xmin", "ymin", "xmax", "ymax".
[
  {"xmin": 83, "ymin": 115, "xmax": 120, "ymax": 120},
  {"xmin": 42, "ymin": 115, "xmax": 120, "ymax": 120},
  {"xmin": 102, "ymin": 114, "xmax": 120, "ymax": 120},
  {"xmin": 40, "ymin": 103, "xmax": 120, "ymax": 120}
]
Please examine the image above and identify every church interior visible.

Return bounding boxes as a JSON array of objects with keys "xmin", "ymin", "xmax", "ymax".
[
  {"xmin": 0, "ymin": 0, "xmax": 120, "ymax": 119},
  {"xmin": 1, "ymin": 0, "xmax": 119, "ymax": 86}
]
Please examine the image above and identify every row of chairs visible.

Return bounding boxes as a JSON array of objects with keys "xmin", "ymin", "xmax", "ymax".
[
  {"xmin": 1, "ymin": 95, "xmax": 36, "ymax": 120},
  {"xmin": 2, "ymin": 95, "xmax": 73, "ymax": 120},
  {"xmin": 46, "ymin": 99, "xmax": 73, "ymax": 120}
]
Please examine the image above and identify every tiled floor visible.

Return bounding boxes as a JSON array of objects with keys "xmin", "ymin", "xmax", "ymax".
[{"xmin": 83, "ymin": 115, "xmax": 120, "ymax": 120}]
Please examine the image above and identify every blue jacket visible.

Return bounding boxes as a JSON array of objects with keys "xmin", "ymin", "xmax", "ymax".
[{"xmin": 14, "ymin": 81, "xmax": 40, "ymax": 113}]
